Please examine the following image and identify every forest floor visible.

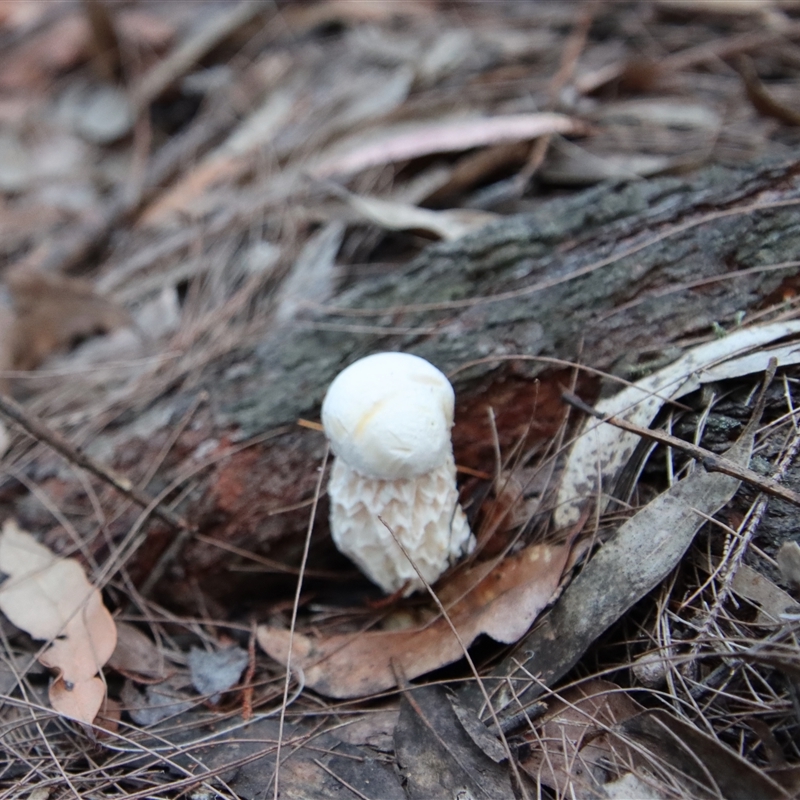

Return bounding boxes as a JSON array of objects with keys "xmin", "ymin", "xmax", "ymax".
[{"xmin": 1, "ymin": 1, "xmax": 800, "ymax": 798}]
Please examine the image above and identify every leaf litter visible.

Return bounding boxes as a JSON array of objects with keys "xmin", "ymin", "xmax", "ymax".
[{"xmin": 1, "ymin": 1, "xmax": 800, "ymax": 797}]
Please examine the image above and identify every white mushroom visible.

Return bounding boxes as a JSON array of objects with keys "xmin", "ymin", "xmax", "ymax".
[{"xmin": 321, "ymin": 352, "xmax": 474, "ymax": 595}]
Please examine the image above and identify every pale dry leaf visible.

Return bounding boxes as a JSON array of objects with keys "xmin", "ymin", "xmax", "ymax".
[
  {"xmin": 108, "ymin": 622, "xmax": 169, "ymax": 681},
  {"xmin": 0, "ymin": 520, "xmax": 117, "ymax": 723},
  {"xmin": 555, "ymin": 321, "xmax": 800, "ymax": 528},
  {"xmin": 68, "ymin": 84, "xmax": 134, "ymax": 145},
  {"xmin": 777, "ymin": 541, "xmax": 800, "ymax": 590},
  {"xmin": 598, "ymin": 99, "xmax": 721, "ymax": 130},
  {"xmin": 188, "ymin": 645, "xmax": 248, "ymax": 701},
  {"xmin": 120, "ymin": 677, "xmax": 194, "ymax": 726},
  {"xmin": 731, "ymin": 564, "xmax": 800, "ymax": 626},
  {"xmin": 541, "ymin": 147, "xmax": 673, "ymax": 185},
  {"xmin": 258, "ymin": 541, "xmax": 570, "ymax": 698},
  {"xmin": 655, "ymin": 0, "xmax": 778, "ymax": 15},
  {"xmin": 604, "ymin": 773, "xmax": 669, "ymax": 800},
  {"xmin": 313, "ymin": 112, "xmax": 584, "ymax": 178},
  {"xmin": 344, "ymin": 193, "xmax": 498, "ymax": 241},
  {"xmin": 274, "ymin": 221, "xmax": 343, "ymax": 324},
  {"xmin": 333, "ymin": 709, "xmax": 399, "ymax": 751}
]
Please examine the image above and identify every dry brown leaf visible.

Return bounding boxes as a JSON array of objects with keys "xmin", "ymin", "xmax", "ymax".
[
  {"xmin": 108, "ymin": 622, "xmax": 170, "ymax": 682},
  {"xmin": 258, "ymin": 541, "xmax": 570, "ymax": 698},
  {"xmin": 0, "ymin": 520, "xmax": 117, "ymax": 723},
  {"xmin": 313, "ymin": 113, "xmax": 584, "ymax": 178},
  {"xmin": 49, "ymin": 675, "xmax": 107, "ymax": 724},
  {"xmin": 519, "ymin": 679, "xmax": 643, "ymax": 797},
  {"xmin": 93, "ymin": 696, "xmax": 122, "ymax": 736},
  {"xmin": 6, "ymin": 269, "xmax": 131, "ymax": 370}
]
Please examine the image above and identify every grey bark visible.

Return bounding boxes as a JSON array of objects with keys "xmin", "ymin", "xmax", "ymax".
[{"xmin": 214, "ymin": 158, "xmax": 800, "ymax": 436}]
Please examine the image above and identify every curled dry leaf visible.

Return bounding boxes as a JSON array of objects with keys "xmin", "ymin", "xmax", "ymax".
[
  {"xmin": 0, "ymin": 520, "xmax": 116, "ymax": 723},
  {"xmin": 555, "ymin": 321, "xmax": 800, "ymax": 528},
  {"xmin": 258, "ymin": 541, "xmax": 570, "ymax": 698},
  {"xmin": 108, "ymin": 621, "xmax": 169, "ymax": 682},
  {"xmin": 313, "ymin": 112, "xmax": 584, "ymax": 178}
]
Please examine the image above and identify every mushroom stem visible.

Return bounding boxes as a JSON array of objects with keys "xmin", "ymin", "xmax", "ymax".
[{"xmin": 328, "ymin": 451, "xmax": 474, "ymax": 595}]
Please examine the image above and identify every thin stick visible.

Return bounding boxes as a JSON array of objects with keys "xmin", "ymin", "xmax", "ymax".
[
  {"xmin": 0, "ymin": 392, "xmax": 192, "ymax": 532},
  {"xmin": 561, "ymin": 363, "xmax": 800, "ymax": 507},
  {"xmin": 273, "ymin": 444, "xmax": 329, "ymax": 800}
]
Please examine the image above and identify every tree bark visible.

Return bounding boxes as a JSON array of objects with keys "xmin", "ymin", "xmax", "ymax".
[{"xmin": 218, "ymin": 158, "xmax": 800, "ymax": 436}]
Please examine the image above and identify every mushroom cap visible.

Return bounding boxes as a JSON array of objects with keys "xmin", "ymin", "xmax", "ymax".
[{"xmin": 321, "ymin": 352, "xmax": 455, "ymax": 480}]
